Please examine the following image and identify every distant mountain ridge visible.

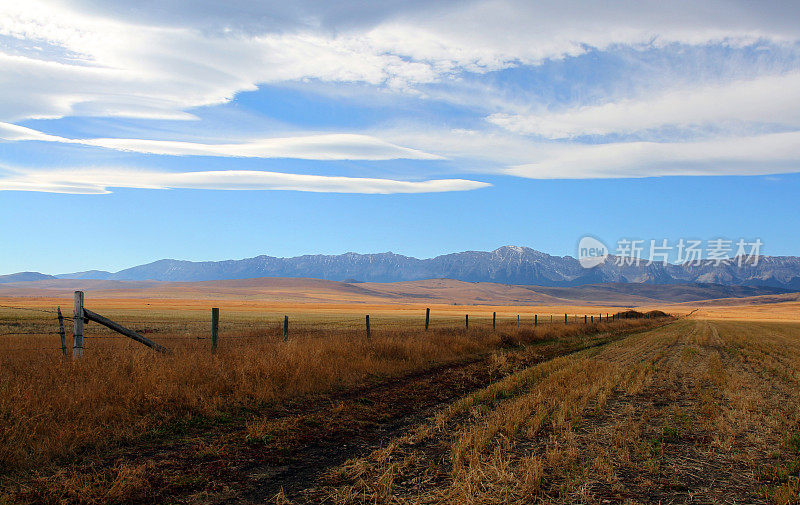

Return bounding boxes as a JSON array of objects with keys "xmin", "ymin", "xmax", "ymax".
[
  {"xmin": 0, "ymin": 272, "xmax": 57, "ymax": 284},
  {"xmin": 46, "ymin": 246, "xmax": 800, "ymax": 289}
]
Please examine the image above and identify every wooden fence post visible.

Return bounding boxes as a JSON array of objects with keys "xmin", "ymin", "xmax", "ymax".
[
  {"xmin": 211, "ymin": 307, "xmax": 219, "ymax": 352},
  {"xmin": 366, "ymin": 314, "xmax": 371, "ymax": 338},
  {"xmin": 425, "ymin": 308, "xmax": 430, "ymax": 331},
  {"xmin": 564, "ymin": 313, "xmax": 567, "ymax": 325},
  {"xmin": 492, "ymin": 312, "xmax": 496, "ymax": 330},
  {"xmin": 517, "ymin": 315, "xmax": 519, "ymax": 328},
  {"xmin": 283, "ymin": 315, "xmax": 289, "ymax": 342},
  {"xmin": 465, "ymin": 314, "xmax": 469, "ymax": 330},
  {"xmin": 57, "ymin": 307, "xmax": 67, "ymax": 359},
  {"xmin": 550, "ymin": 315, "xmax": 553, "ymax": 324},
  {"xmin": 584, "ymin": 315, "xmax": 587, "ymax": 324},
  {"xmin": 72, "ymin": 291, "xmax": 84, "ymax": 359},
  {"xmin": 591, "ymin": 315, "xmax": 594, "ymax": 323},
  {"xmin": 534, "ymin": 314, "xmax": 538, "ymax": 327}
]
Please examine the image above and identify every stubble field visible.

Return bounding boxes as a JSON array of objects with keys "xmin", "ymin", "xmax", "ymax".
[{"xmin": 0, "ymin": 295, "xmax": 797, "ymax": 504}]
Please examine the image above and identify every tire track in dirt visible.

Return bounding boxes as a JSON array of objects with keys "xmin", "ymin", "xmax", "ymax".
[{"xmin": 236, "ymin": 327, "xmax": 659, "ymax": 504}]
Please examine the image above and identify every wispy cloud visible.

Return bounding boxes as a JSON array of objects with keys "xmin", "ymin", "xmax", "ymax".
[
  {"xmin": 2, "ymin": 0, "xmax": 800, "ymax": 184},
  {"xmin": 487, "ymin": 72, "xmax": 800, "ymax": 139},
  {"xmin": 0, "ymin": 123, "xmax": 442, "ymax": 160},
  {"xmin": 0, "ymin": 167, "xmax": 490, "ymax": 194},
  {"xmin": 2, "ymin": 1, "xmax": 799, "ymax": 122},
  {"xmin": 506, "ymin": 131, "xmax": 800, "ymax": 179}
]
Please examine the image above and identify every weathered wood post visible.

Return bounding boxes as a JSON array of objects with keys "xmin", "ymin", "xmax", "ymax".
[
  {"xmin": 584, "ymin": 315, "xmax": 587, "ymax": 324},
  {"xmin": 425, "ymin": 308, "xmax": 430, "ymax": 331},
  {"xmin": 465, "ymin": 314, "xmax": 469, "ymax": 330},
  {"xmin": 534, "ymin": 314, "xmax": 538, "ymax": 327},
  {"xmin": 283, "ymin": 315, "xmax": 289, "ymax": 342},
  {"xmin": 83, "ymin": 308, "xmax": 169, "ymax": 353},
  {"xmin": 492, "ymin": 312, "xmax": 496, "ymax": 330},
  {"xmin": 591, "ymin": 315, "xmax": 594, "ymax": 323},
  {"xmin": 366, "ymin": 314, "xmax": 371, "ymax": 338},
  {"xmin": 550, "ymin": 315, "xmax": 553, "ymax": 324},
  {"xmin": 57, "ymin": 307, "xmax": 67, "ymax": 359},
  {"xmin": 211, "ymin": 307, "xmax": 219, "ymax": 352},
  {"xmin": 72, "ymin": 291, "xmax": 84, "ymax": 359},
  {"xmin": 517, "ymin": 314, "xmax": 519, "ymax": 328},
  {"xmin": 564, "ymin": 313, "xmax": 567, "ymax": 325}
]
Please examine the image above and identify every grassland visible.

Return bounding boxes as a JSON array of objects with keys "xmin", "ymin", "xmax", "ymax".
[
  {"xmin": 1, "ymin": 293, "xmax": 798, "ymax": 504},
  {"xmin": 0, "ymin": 297, "xmax": 667, "ymax": 504}
]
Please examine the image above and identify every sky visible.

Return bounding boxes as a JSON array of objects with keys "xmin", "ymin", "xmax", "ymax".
[{"xmin": 1, "ymin": 0, "xmax": 800, "ymax": 274}]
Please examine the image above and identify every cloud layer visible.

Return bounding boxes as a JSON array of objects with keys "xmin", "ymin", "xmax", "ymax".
[
  {"xmin": 488, "ymin": 73, "xmax": 800, "ymax": 139},
  {"xmin": 506, "ymin": 132, "xmax": 800, "ymax": 179},
  {"xmin": 0, "ymin": 123, "xmax": 441, "ymax": 160},
  {"xmin": 2, "ymin": 0, "xmax": 800, "ymax": 186},
  {"xmin": 3, "ymin": 0, "xmax": 799, "ymax": 122},
  {"xmin": 0, "ymin": 167, "xmax": 489, "ymax": 194}
]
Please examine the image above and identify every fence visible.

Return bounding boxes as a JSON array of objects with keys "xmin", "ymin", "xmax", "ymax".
[{"xmin": 0, "ymin": 291, "xmax": 630, "ymax": 359}]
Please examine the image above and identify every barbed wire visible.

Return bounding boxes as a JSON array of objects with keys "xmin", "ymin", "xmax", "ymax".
[
  {"xmin": 0, "ymin": 331, "xmax": 61, "ymax": 336},
  {"xmin": 0, "ymin": 347, "xmax": 66, "ymax": 351},
  {"xmin": 0, "ymin": 304, "xmax": 61, "ymax": 314}
]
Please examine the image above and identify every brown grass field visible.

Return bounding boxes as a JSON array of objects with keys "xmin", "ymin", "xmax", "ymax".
[{"xmin": 0, "ymin": 289, "xmax": 798, "ymax": 504}]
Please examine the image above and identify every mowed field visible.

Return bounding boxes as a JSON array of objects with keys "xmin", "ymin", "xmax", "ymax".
[{"xmin": 0, "ymin": 286, "xmax": 798, "ymax": 504}]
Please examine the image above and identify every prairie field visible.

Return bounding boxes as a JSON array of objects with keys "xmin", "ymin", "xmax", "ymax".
[{"xmin": 0, "ymin": 295, "xmax": 798, "ymax": 504}]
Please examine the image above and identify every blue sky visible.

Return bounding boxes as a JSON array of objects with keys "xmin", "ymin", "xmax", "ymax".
[{"xmin": 1, "ymin": 1, "xmax": 800, "ymax": 274}]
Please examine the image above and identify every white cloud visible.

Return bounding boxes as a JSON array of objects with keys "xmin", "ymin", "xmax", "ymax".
[
  {"xmin": 0, "ymin": 123, "xmax": 442, "ymax": 160},
  {"xmin": 0, "ymin": 167, "xmax": 489, "ymax": 194},
  {"xmin": 3, "ymin": 0, "xmax": 800, "ymax": 184},
  {"xmin": 488, "ymin": 72, "xmax": 800, "ymax": 138},
  {"xmin": 2, "ymin": 0, "xmax": 799, "ymax": 122},
  {"xmin": 505, "ymin": 131, "xmax": 800, "ymax": 179}
]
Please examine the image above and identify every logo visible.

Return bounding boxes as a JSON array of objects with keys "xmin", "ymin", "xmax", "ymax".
[{"xmin": 577, "ymin": 236, "xmax": 609, "ymax": 268}]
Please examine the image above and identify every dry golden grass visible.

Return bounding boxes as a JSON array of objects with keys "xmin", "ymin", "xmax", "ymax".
[
  {"xmin": 306, "ymin": 319, "xmax": 800, "ymax": 504},
  {"xmin": 0, "ymin": 299, "xmax": 659, "ymax": 479}
]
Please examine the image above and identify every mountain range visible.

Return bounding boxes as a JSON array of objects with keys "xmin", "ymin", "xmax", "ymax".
[{"xmin": 4, "ymin": 245, "xmax": 798, "ymax": 289}]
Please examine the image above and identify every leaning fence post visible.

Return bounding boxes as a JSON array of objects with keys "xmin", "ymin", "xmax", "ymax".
[
  {"xmin": 283, "ymin": 315, "xmax": 289, "ymax": 341},
  {"xmin": 57, "ymin": 307, "xmax": 67, "ymax": 359},
  {"xmin": 425, "ymin": 308, "xmax": 430, "ymax": 331},
  {"xmin": 366, "ymin": 314, "xmax": 371, "ymax": 338},
  {"xmin": 492, "ymin": 312, "xmax": 496, "ymax": 330},
  {"xmin": 72, "ymin": 291, "xmax": 84, "ymax": 359},
  {"xmin": 211, "ymin": 307, "xmax": 219, "ymax": 352}
]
